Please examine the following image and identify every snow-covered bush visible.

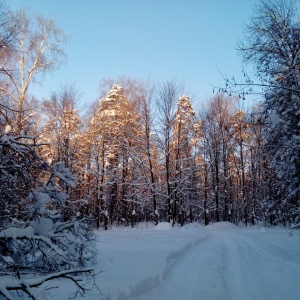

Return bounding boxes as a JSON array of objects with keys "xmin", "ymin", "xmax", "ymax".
[
  {"xmin": 0, "ymin": 131, "xmax": 97, "ymax": 299},
  {"xmin": 0, "ymin": 217, "xmax": 96, "ymax": 273},
  {"xmin": 0, "ymin": 132, "xmax": 43, "ymax": 226}
]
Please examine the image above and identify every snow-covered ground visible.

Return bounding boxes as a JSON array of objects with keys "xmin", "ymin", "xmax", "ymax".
[{"xmin": 57, "ymin": 222, "xmax": 300, "ymax": 300}]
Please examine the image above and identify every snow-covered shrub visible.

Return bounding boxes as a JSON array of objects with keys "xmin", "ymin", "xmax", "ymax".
[
  {"xmin": 0, "ymin": 133, "xmax": 43, "ymax": 226},
  {"xmin": 0, "ymin": 218, "xmax": 96, "ymax": 273},
  {"xmin": 0, "ymin": 131, "xmax": 97, "ymax": 299}
]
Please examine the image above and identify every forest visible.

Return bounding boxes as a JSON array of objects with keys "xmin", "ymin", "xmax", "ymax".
[{"xmin": 0, "ymin": 0, "xmax": 299, "ymax": 298}]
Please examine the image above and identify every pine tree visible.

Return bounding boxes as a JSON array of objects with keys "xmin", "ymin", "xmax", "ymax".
[
  {"xmin": 172, "ymin": 95, "xmax": 201, "ymax": 225},
  {"xmin": 86, "ymin": 85, "xmax": 142, "ymax": 228}
]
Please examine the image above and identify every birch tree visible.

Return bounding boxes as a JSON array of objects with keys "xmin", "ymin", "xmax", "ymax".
[
  {"xmin": 156, "ymin": 80, "xmax": 183, "ymax": 222},
  {"xmin": 0, "ymin": 1, "xmax": 18, "ymax": 129},
  {"xmin": 200, "ymin": 94, "xmax": 240, "ymax": 223},
  {"xmin": 0, "ymin": 9, "xmax": 66, "ymax": 134},
  {"xmin": 129, "ymin": 79, "xmax": 160, "ymax": 223}
]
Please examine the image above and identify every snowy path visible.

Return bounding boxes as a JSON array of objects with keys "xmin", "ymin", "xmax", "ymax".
[
  {"xmin": 57, "ymin": 222, "xmax": 300, "ymax": 300},
  {"xmin": 134, "ymin": 226, "xmax": 300, "ymax": 300},
  {"xmin": 137, "ymin": 232, "xmax": 229, "ymax": 300}
]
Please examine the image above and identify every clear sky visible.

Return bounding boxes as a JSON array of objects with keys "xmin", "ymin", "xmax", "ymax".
[{"xmin": 8, "ymin": 0, "xmax": 260, "ymax": 108}]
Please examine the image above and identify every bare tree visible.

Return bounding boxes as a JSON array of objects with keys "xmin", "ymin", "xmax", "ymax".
[
  {"xmin": 39, "ymin": 85, "xmax": 83, "ymax": 220},
  {"xmin": 138, "ymin": 79, "xmax": 159, "ymax": 224},
  {"xmin": 200, "ymin": 94, "xmax": 241, "ymax": 223},
  {"xmin": 40, "ymin": 86, "xmax": 82, "ymax": 167},
  {"xmin": 0, "ymin": 1, "xmax": 17, "ymax": 54},
  {"xmin": 0, "ymin": 9, "xmax": 67, "ymax": 134},
  {"xmin": 0, "ymin": 1, "xmax": 19, "ymax": 128},
  {"xmin": 156, "ymin": 80, "xmax": 183, "ymax": 223}
]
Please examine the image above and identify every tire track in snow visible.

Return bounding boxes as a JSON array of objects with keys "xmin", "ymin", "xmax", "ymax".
[
  {"xmin": 127, "ymin": 229, "xmax": 300, "ymax": 300},
  {"xmin": 222, "ymin": 231, "xmax": 300, "ymax": 300},
  {"xmin": 130, "ymin": 232, "xmax": 231, "ymax": 300},
  {"xmin": 239, "ymin": 233, "xmax": 300, "ymax": 274},
  {"xmin": 119, "ymin": 234, "xmax": 212, "ymax": 300}
]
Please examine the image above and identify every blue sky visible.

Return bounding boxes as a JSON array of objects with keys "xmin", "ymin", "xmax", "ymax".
[{"xmin": 9, "ymin": 0, "xmax": 260, "ymax": 107}]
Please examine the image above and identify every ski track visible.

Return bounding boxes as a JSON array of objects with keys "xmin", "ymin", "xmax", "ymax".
[{"xmin": 122, "ymin": 228, "xmax": 300, "ymax": 300}]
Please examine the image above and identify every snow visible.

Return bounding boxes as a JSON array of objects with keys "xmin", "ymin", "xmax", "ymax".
[
  {"xmin": 30, "ymin": 217, "xmax": 54, "ymax": 236},
  {"xmin": 0, "ymin": 226, "xmax": 34, "ymax": 239},
  {"xmin": 3, "ymin": 222, "xmax": 300, "ymax": 299},
  {"xmin": 269, "ymin": 110, "xmax": 284, "ymax": 126},
  {"xmin": 154, "ymin": 221, "xmax": 173, "ymax": 230},
  {"xmin": 4, "ymin": 125, "xmax": 11, "ymax": 134},
  {"xmin": 1, "ymin": 255, "xmax": 14, "ymax": 264}
]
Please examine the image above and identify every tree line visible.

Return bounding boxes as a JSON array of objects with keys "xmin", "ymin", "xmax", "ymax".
[{"xmin": 0, "ymin": 0, "xmax": 299, "ymax": 233}]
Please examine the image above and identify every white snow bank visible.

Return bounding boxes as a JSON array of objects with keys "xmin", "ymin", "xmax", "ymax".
[
  {"xmin": 154, "ymin": 222, "xmax": 173, "ymax": 230},
  {"xmin": 206, "ymin": 221, "xmax": 238, "ymax": 230}
]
